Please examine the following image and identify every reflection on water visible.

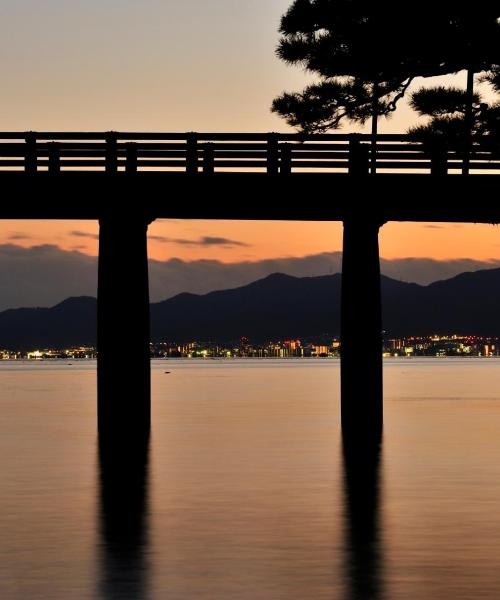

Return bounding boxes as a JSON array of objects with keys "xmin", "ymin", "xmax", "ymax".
[
  {"xmin": 3, "ymin": 359, "xmax": 500, "ymax": 598},
  {"xmin": 342, "ymin": 436, "xmax": 383, "ymax": 600},
  {"xmin": 97, "ymin": 429, "xmax": 385, "ymax": 600},
  {"xmin": 98, "ymin": 435, "xmax": 151, "ymax": 600}
]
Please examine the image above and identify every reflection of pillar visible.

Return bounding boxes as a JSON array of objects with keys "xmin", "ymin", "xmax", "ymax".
[
  {"xmin": 341, "ymin": 219, "xmax": 383, "ymax": 441},
  {"xmin": 342, "ymin": 438, "xmax": 383, "ymax": 600},
  {"xmin": 98, "ymin": 436, "xmax": 150, "ymax": 599},
  {"xmin": 97, "ymin": 215, "xmax": 151, "ymax": 440}
]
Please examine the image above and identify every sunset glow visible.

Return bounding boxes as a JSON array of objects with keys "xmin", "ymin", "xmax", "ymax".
[
  {"xmin": 0, "ymin": 1, "xmax": 498, "ymax": 305},
  {"xmin": 1, "ymin": 219, "xmax": 500, "ymax": 264}
]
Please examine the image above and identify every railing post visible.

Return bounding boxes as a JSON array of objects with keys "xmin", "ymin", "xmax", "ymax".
[
  {"xmin": 98, "ymin": 214, "xmax": 152, "ymax": 442},
  {"xmin": 348, "ymin": 135, "xmax": 369, "ymax": 176},
  {"xmin": 341, "ymin": 218, "xmax": 383, "ymax": 443},
  {"xmin": 267, "ymin": 133, "xmax": 279, "ymax": 175},
  {"xmin": 203, "ymin": 143, "xmax": 214, "ymax": 174},
  {"xmin": 280, "ymin": 143, "xmax": 292, "ymax": 175},
  {"xmin": 370, "ymin": 135, "xmax": 378, "ymax": 175},
  {"xmin": 105, "ymin": 132, "xmax": 118, "ymax": 173},
  {"xmin": 25, "ymin": 132, "xmax": 37, "ymax": 174},
  {"xmin": 430, "ymin": 140, "xmax": 448, "ymax": 176},
  {"xmin": 186, "ymin": 133, "xmax": 199, "ymax": 174},
  {"xmin": 48, "ymin": 142, "xmax": 61, "ymax": 173},
  {"xmin": 125, "ymin": 143, "xmax": 138, "ymax": 174}
]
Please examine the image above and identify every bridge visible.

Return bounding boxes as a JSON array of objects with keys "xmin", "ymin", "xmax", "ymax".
[{"xmin": 1, "ymin": 131, "xmax": 499, "ymax": 445}]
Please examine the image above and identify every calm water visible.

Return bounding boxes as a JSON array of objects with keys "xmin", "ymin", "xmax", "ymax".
[{"xmin": 2, "ymin": 358, "xmax": 500, "ymax": 599}]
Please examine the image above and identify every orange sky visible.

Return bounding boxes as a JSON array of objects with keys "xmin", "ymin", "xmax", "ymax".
[
  {"xmin": 1, "ymin": 219, "xmax": 500, "ymax": 265},
  {"xmin": 0, "ymin": 2, "xmax": 498, "ymax": 265}
]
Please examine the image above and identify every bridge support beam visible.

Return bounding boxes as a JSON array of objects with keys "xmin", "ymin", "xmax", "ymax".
[
  {"xmin": 341, "ymin": 219, "xmax": 383, "ymax": 442},
  {"xmin": 98, "ymin": 214, "xmax": 151, "ymax": 441}
]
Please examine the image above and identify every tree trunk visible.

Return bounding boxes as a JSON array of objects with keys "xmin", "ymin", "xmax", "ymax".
[
  {"xmin": 371, "ymin": 81, "xmax": 379, "ymax": 175},
  {"xmin": 463, "ymin": 69, "xmax": 475, "ymax": 176}
]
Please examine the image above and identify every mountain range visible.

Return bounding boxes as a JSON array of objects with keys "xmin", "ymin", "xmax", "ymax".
[{"xmin": 1, "ymin": 268, "xmax": 499, "ymax": 349}]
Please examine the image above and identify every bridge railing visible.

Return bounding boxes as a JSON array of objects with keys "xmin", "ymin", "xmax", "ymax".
[{"xmin": 0, "ymin": 132, "xmax": 498, "ymax": 174}]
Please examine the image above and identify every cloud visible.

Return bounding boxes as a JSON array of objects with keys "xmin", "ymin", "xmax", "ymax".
[
  {"xmin": 380, "ymin": 257, "xmax": 500, "ymax": 284},
  {"xmin": 1, "ymin": 244, "xmax": 500, "ymax": 311},
  {"xmin": 148, "ymin": 253, "xmax": 500, "ymax": 302},
  {"xmin": 8, "ymin": 233, "xmax": 32, "ymax": 240},
  {"xmin": 70, "ymin": 230, "xmax": 99, "ymax": 240},
  {"xmin": 148, "ymin": 235, "xmax": 170, "ymax": 242},
  {"xmin": 149, "ymin": 235, "xmax": 250, "ymax": 247},
  {"xmin": 198, "ymin": 236, "xmax": 250, "ymax": 247},
  {"xmin": 0, "ymin": 244, "xmax": 97, "ymax": 311}
]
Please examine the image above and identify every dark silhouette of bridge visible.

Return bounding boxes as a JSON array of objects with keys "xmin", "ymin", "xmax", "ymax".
[{"xmin": 1, "ymin": 131, "xmax": 499, "ymax": 445}]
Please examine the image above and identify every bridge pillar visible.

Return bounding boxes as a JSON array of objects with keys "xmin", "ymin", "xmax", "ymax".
[
  {"xmin": 98, "ymin": 214, "xmax": 151, "ymax": 441},
  {"xmin": 341, "ymin": 219, "xmax": 383, "ymax": 442}
]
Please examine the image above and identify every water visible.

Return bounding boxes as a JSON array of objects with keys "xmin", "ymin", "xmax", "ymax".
[{"xmin": 2, "ymin": 358, "xmax": 500, "ymax": 599}]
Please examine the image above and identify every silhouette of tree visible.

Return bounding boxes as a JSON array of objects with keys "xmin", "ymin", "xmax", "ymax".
[
  {"xmin": 407, "ymin": 15, "xmax": 499, "ymax": 170},
  {"xmin": 409, "ymin": 62, "xmax": 500, "ymax": 172},
  {"xmin": 409, "ymin": 85, "xmax": 499, "ymax": 142},
  {"xmin": 272, "ymin": 6, "xmax": 500, "ymax": 139},
  {"xmin": 487, "ymin": 67, "xmax": 500, "ymax": 92},
  {"xmin": 272, "ymin": 7, "xmax": 418, "ymax": 134},
  {"xmin": 479, "ymin": 67, "xmax": 500, "ymax": 144}
]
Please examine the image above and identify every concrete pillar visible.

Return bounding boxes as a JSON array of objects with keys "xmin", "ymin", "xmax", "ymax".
[
  {"xmin": 97, "ymin": 214, "xmax": 151, "ymax": 440},
  {"xmin": 341, "ymin": 219, "xmax": 383, "ymax": 441}
]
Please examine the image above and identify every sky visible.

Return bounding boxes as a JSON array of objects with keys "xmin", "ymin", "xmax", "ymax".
[{"xmin": 0, "ymin": 1, "xmax": 499, "ymax": 308}]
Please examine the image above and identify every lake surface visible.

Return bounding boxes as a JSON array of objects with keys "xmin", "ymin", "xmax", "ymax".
[{"xmin": 2, "ymin": 358, "xmax": 500, "ymax": 599}]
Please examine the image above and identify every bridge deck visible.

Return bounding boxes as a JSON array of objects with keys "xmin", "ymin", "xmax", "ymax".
[
  {"xmin": 0, "ymin": 171, "xmax": 498, "ymax": 222},
  {"xmin": 0, "ymin": 131, "xmax": 497, "ymax": 222}
]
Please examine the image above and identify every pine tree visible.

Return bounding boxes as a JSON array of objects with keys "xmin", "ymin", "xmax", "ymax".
[
  {"xmin": 399, "ymin": 12, "xmax": 500, "ymax": 171},
  {"xmin": 409, "ymin": 83, "xmax": 500, "ymax": 162},
  {"xmin": 272, "ymin": 5, "xmax": 500, "ymax": 139},
  {"xmin": 488, "ymin": 67, "xmax": 500, "ymax": 92},
  {"xmin": 272, "ymin": 6, "xmax": 421, "ymax": 134},
  {"xmin": 409, "ymin": 84, "xmax": 499, "ymax": 138}
]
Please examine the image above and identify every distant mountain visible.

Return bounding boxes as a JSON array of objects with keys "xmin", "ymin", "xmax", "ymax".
[
  {"xmin": 2, "ymin": 268, "xmax": 500, "ymax": 349},
  {"xmin": 151, "ymin": 269, "xmax": 500, "ymax": 342},
  {"xmin": 151, "ymin": 272, "xmax": 344, "ymax": 343},
  {"xmin": 0, "ymin": 296, "xmax": 97, "ymax": 350}
]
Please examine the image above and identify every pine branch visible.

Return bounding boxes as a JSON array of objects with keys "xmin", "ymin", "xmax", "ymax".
[{"xmin": 410, "ymin": 87, "xmax": 482, "ymax": 118}]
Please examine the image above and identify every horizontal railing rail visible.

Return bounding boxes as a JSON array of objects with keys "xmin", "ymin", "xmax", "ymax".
[{"xmin": 0, "ymin": 132, "xmax": 497, "ymax": 175}]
